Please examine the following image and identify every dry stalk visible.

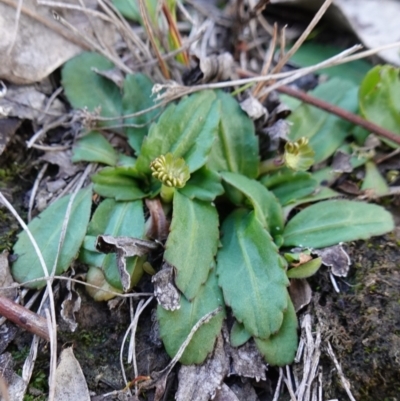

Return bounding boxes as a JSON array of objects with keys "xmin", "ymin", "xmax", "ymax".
[
  {"xmin": 0, "ymin": 192, "xmax": 57, "ymax": 399},
  {"xmin": 138, "ymin": 0, "xmax": 170, "ymax": 79},
  {"xmin": 28, "ymin": 163, "xmax": 48, "ymax": 222},
  {"xmin": 272, "ymin": 0, "xmax": 334, "ymax": 73},
  {"xmin": 326, "ymin": 342, "xmax": 357, "ymax": 401},
  {"xmin": 120, "ymin": 297, "xmax": 154, "ymax": 395},
  {"xmin": 52, "ymin": 11, "xmax": 132, "ymax": 74},
  {"xmin": 253, "ymin": 22, "xmax": 277, "ymax": 96},
  {"xmin": 0, "ymin": 276, "xmax": 154, "ymax": 298},
  {"xmin": 99, "ymin": 0, "xmax": 152, "ymax": 63},
  {"xmin": 0, "ymin": 295, "xmax": 50, "ymax": 341},
  {"xmin": 37, "ymin": 0, "xmax": 114, "ymax": 22}
]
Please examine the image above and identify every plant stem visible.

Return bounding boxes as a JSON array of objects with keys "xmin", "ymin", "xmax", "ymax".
[
  {"xmin": 259, "ymin": 157, "xmax": 284, "ymax": 176},
  {"xmin": 277, "ymin": 85, "xmax": 400, "ymax": 146},
  {"xmin": 160, "ymin": 185, "xmax": 175, "ymax": 203}
]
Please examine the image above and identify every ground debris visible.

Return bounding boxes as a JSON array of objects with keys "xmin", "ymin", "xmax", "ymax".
[
  {"xmin": 152, "ymin": 263, "xmax": 180, "ymax": 311},
  {"xmin": 175, "ymin": 334, "xmax": 228, "ymax": 401}
]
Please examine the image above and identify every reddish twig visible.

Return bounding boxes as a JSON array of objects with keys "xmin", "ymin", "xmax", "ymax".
[
  {"xmin": 0, "ymin": 295, "xmax": 50, "ymax": 341},
  {"xmin": 277, "ymin": 85, "xmax": 400, "ymax": 146}
]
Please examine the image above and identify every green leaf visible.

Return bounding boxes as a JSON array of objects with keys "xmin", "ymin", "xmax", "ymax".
[
  {"xmin": 135, "ymin": 91, "xmax": 220, "ymax": 175},
  {"xmin": 287, "ymin": 257, "xmax": 322, "ymax": 279},
  {"xmin": 230, "ymin": 321, "xmax": 251, "ymax": 348},
  {"xmin": 288, "ymin": 79, "xmax": 358, "ymax": 163},
  {"xmin": 12, "ymin": 187, "xmax": 92, "ymax": 288},
  {"xmin": 164, "ymin": 191, "xmax": 219, "ymax": 300},
  {"xmin": 91, "ymin": 167, "xmax": 146, "ymax": 200},
  {"xmin": 62, "ymin": 52, "xmax": 122, "ymax": 127},
  {"xmin": 283, "ymin": 200, "xmax": 394, "ymax": 248},
  {"xmin": 221, "ymin": 171, "xmax": 284, "ymax": 239},
  {"xmin": 217, "ymin": 210, "xmax": 289, "ymax": 339},
  {"xmin": 361, "ymin": 161, "xmax": 389, "ymax": 197},
  {"xmin": 112, "ymin": 0, "xmax": 158, "ymax": 23},
  {"xmin": 261, "ymin": 169, "xmax": 318, "ymax": 206},
  {"xmin": 79, "ymin": 198, "xmax": 145, "ymax": 290},
  {"xmin": 122, "ymin": 73, "xmax": 160, "ymax": 153},
  {"xmin": 254, "ymin": 295, "xmax": 298, "ymax": 366},
  {"xmin": 157, "ymin": 269, "xmax": 226, "ymax": 365},
  {"xmin": 207, "ymin": 91, "xmax": 259, "ymax": 178},
  {"xmin": 359, "ymin": 65, "xmax": 400, "ymax": 147},
  {"xmin": 282, "ymin": 186, "xmax": 339, "ymax": 219},
  {"xmin": 288, "ymin": 42, "xmax": 371, "ymax": 85},
  {"xmin": 72, "ymin": 132, "xmax": 118, "ymax": 165},
  {"xmin": 178, "ymin": 167, "xmax": 224, "ymax": 201}
]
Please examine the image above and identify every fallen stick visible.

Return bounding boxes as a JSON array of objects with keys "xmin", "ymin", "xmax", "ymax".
[{"xmin": 0, "ymin": 295, "xmax": 50, "ymax": 342}]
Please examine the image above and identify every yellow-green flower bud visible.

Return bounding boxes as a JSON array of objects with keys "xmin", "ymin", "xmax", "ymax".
[
  {"xmin": 150, "ymin": 153, "xmax": 190, "ymax": 188},
  {"xmin": 284, "ymin": 137, "xmax": 315, "ymax": 171}
]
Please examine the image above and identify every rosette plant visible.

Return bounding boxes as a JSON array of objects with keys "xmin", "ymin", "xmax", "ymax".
[{"xmin": 11, "ymin": 52, "xmax": 394, "ymax": 367}]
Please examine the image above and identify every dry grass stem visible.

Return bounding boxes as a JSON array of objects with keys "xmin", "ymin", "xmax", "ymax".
[
  {"xmin": 99, "ymin": 0, "xmax": 152, "ymax": 63},
  {"xmin": 52, "ymin": 11, "xmax": 132, "ymax": 74},
  {"xmin": 27, "ymin": 115, "xmax": 70, "ymax": 148},
  {"xmin": 272, "ymin": 0, "xmax": 334, "ymax": 73},
  {"xmin": 28, "ymin": 163, "xmax": 48, "ymax": 222},
  {"xmin": 37, "ymin": 87, "xmax": 64, "ymax": 125},
  {"xmin": 272, "ymin": 367, "xmax": 284, "ymax": 401},
  {"xmin": 329, "ymin": 273, "xmax": 340, "ymax": 293},
  {"xmin": 293, "ymin": 315, "xmax": 322, "ymax": 401},
  {"xmin": 138, "ymin": 0, "xmax": 170, "ymax": 79},
  {"xmin": 37, "ymin": 0, "xmax": 114, "ymax": 23},
  {"xmin": 120, "ymin": 297, "xmax": 154, "ymax": 394},
  {"xmin": 326, "ymin": 342, "xmax": 357, "ymax": 401},
  {"xmin": 253, "ymin": 22, "xmax": 277, "ymax": 96},
  {"xmin": 0, "ymin": 276, "xmax": 154, "ymax": 298}
]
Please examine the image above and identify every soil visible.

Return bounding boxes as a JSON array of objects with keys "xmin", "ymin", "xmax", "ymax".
[{"xmin": 312, "ymin": 229, "xmax": 400, "ymax": 401}]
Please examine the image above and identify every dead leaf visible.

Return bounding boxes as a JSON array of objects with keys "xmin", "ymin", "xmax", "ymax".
[
  {"xmin": 152, "ymin": 263, "xmax": 180, "ymax": 311},
  {"xmin": 0, "ymin": 118, "xmax": 21, "ymax": 156},
  {"xmin": 40, "ymin": 150, "xmax": 80, "ymax": 179},
  {"xmin": 240, "ymin": 96, "xmax": 268, "ymax": 121},
  {"xmin": 184, "ymin": 53, "xmax": 234, "ymax": 85},
  {"xmin": 0, "ymin": 0, "xmax": 117, "ymax": 84},
  {"xmin": 227, "ymin": 340, "xmax": 266, "ymax": 381},
  {"xmin": 96, "ymin": 236, "xmax": 159, "ymax": 292},
  {"xmin": 145, "ymin": 198, "xmax": 170, "ymax": 241},
  {"xmin": 213, "ymin": 383, "xmax": 240, "ymax": 401},
  {"xmin": 291, "ymin": 252, "xmax": 313, "ymax": 267},
  {"xmin": 0, "ymin": 85, "xmax": 65, "ymax": 124},
  {"xmin": 46, "ymin": 178, "xmax": 67, "ymax": 194},
  {"xmin": 261, "ymin": 119, "xmax": 290, "ymax": 152},
  {"xmin": 54, "ymin": 347, "xmax": 90, "ymax": 401},
  {"xmin": 60, "ymin": 280, "xmax": 81, "ymax": 332},
  {"xmin": 5, "ymin": 372, "xmax": 24, "ymax": 401},
  {"xmin": 96, "ymin": 236, "xmax": 159, "ymax": 257},
  {"xmin": 331, "ymin": 150, "xmax": 353, "ymax": 173},
  {"xmin": 0, "ymin": 251, "xmax": 17, "ymax": 299},
  {"xmin": 0, "ymin": 353, "xmax": 14, "ymax": 384},
  {"xmin": 230, "ymin": 381, "xmax": 260, "ymax": 401},
  {"xmin": 92, "ymin": 67, "xmax": 125, "ymax": 88},
  {"xmin": 289, "ymin": 278, "xmax": 312, "ymax": 312},
  {"xmin": 313, "ymin": 244, "xmax": 351, "ymax": 277},
  {"xmin": 0, "ymin": 323, "xmax": 19, "ymax": 354},
  {"xmin": 175, "ymin": 334, "xmax": 229, "ymax": 401}
]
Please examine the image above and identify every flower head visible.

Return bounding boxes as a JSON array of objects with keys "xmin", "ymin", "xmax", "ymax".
[
  {"xmin": 150, "ymin": 153, "xmax": 190, "ymax": 188},
  {"xmin": 284, "ymin": 137, "xmax": 315, "ymax": 171}
]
